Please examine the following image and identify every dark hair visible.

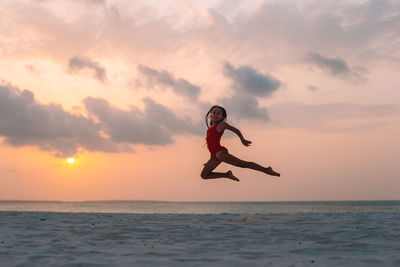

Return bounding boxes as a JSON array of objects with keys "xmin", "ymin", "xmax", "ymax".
[{"xmin": 205, "ymin": 105, "xmax": 227, "ymax": 128}]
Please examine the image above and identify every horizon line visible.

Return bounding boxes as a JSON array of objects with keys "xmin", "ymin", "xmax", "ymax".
[{"xmin": 0, "ymin": 199, "xmax": 399, "ymax": 203}]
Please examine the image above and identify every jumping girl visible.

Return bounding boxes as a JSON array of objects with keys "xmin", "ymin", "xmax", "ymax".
[{"xmin": 201, "ymin": 105, "xmax": 280, "ymax": 182}]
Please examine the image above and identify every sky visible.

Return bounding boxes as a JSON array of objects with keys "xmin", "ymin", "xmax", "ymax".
[{"xmin": 0, "ymin": 0, "xmax": 399, "ymax": 201}]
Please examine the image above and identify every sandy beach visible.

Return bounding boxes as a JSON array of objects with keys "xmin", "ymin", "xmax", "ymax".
[{"xmin": 1, "ymin": 211, "xmax": 399, "ymax": 266}]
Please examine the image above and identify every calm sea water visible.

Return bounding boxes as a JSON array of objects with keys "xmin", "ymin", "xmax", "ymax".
[{"xmin": 0, "ymin": 200, "xmax": 399, "ymax": 214}]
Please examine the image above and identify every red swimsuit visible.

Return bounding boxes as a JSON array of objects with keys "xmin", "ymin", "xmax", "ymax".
[{"xmin": 206, "ymin": 123, "xmax": 228, "ymax": 158}]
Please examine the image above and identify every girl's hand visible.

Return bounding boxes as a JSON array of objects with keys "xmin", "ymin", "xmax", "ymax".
[{"xmin": 241, "ymin": 139, "xmax": 252, "ymax": 147}]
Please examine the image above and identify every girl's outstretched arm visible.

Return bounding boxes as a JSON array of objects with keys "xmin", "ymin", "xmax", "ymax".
[{"xmin": 217, "ymin": 121, "xmax": 252, "ymax": 147}]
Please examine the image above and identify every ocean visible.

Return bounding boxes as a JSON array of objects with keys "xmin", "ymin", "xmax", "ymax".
[{"xmin": 1, "ymin": 200, "xmax": 399, "ymax": 214}]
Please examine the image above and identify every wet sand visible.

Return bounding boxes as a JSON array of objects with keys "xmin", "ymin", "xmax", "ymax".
[{"xmin": 1, "ymin": 211, "xmax": 399, "ymax": 266}]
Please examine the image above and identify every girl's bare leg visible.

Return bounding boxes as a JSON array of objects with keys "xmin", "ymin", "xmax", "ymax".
[
  {"xmin": 216, "ymin": 151, "xmax": 280, "ymax": 177},
  {"xmin": 201, "ymin": 156, "xmax": 240, "ymax": 181}
]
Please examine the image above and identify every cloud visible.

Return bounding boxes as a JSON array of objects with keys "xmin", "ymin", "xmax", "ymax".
[
  {"xmin": 234, "ymin": 1, "xmax": 400, "ymax": 64},
  {"xmin": 68, "ymin": 56, "xmax": 107, "ymax": 81},
  {"xmin": 305, "ymin": 52, "xmax": 367, "ymax": 82},
  {"xmin": 137, "ymin": 65, "xmax": 201, "ymax": 102},
  {"xmin": 0, "ymin": 84, "xmax": 120, "ymax": 157},
  {"xmin": 222, "ymin": 62, "xmax": 281, "ymax": 97},
  {"xmin": 84, "ymin": 96, "xmax": 202, "ymax": 145},
  {"xmin": 2, "ymin": 0, "xmax": 400, "ymax": 68},
  {"xmin": 0, "ymin": 84, "xmax": 202, "ymax": 157},
  {"xmin": 142, "ymin": 98, "xmax": 202, "ymax": 135},
  {"xmin": 308, "ymin": 85, "xmax": 319, "ymax": 92},
  {"xmin": 24, "ymin": 64, "xmax": 41, "ymax": 77},
  {"xmin": 221, "ymin": 94, "xmax": 269, "ymax": 121},
  {"xmin": 269, "ymin": 102, "xmax": 400, "ymax": 132},
  {"xmin": 217, "ymin": 62, "xmax": 280, "ymax": 122}
]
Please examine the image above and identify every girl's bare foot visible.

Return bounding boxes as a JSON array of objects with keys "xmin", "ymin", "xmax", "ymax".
[
  {"xmin": 265, "ymin": 167, "xmax": 280, "ymax": 177},
  {"xmin": 227, "ymin": 170, "xmax": 240, "ymax": 182}
]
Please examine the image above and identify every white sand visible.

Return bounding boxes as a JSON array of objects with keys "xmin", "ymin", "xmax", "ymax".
[{"xmin": 1, "ymin": 211, "xmax": 399, "ymax": 266}]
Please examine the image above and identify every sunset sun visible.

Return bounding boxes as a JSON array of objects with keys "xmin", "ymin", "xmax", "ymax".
[{"xmin": 67, "ymin": 157, "xmax": 75, "ymax": 164}]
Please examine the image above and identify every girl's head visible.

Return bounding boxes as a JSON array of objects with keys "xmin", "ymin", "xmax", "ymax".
[{"xmin": 205, "ymin": 105, "xmax": 227, "ymax": 127}]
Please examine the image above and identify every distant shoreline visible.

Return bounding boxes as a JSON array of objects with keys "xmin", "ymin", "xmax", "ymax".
[{"xmin": 0, "ymin": 199, "xmax": 399, "ymax": 203}]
